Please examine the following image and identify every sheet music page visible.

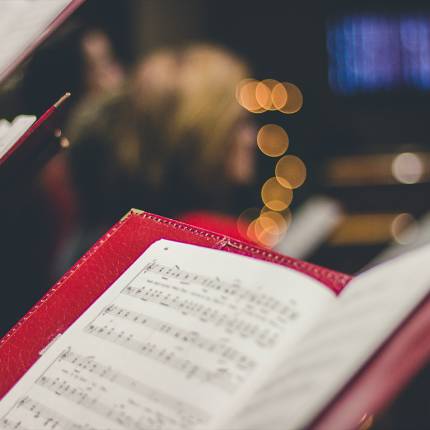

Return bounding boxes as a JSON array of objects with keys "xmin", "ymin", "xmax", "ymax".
[
  {"xmin": 0, "ymin": 0, "xmax": 72, "ymax": 80},
  {"xmin": 230, "ymin": 243, "xmax": 430, "ymax": 430},
  {"xmin": 0, "ymin": 239, "xmax": 335, "ymax": 430},
  {"xmin": 0, "ymin": 115, "xmax": 36, "ymax": 159}
]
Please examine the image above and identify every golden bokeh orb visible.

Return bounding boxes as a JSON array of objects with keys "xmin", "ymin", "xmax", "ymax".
[
  {"xmin": 236, "ymin": 79, "xmax": 265, "ymax": 113},
  {"xmin": 261, "ymin": 177, "xmax": 293, "ymax": 211},
  {"xmin": 271, "ymin": 82, "xmax": 288, "ymax": 110},
  {"xmin": 390, "ymin": 213, "xmax": 418, "ymax": 245},
  {"xmin": 256, "ymin": 79, "xmax": 279, "ymax": 111},
  {"xmin": 279, "ymin": 82, "xmax": 303, "ymax": 114},
  {"xmin": 275, "ymin": 155, "xmax": 307, "ymax": 189},
  {"xmin": 257, "ymin": 124, "xmax": 289, "ymax": 157}
]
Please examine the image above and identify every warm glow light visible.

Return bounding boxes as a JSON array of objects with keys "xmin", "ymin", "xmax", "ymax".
[
  {"xmin": 256, "ymin": 79, "xmax": 279, "ymax": 110},
  {"xmin": 260, "ymin": 210, "xmax": 288, "ymax": 233},
  {"xmin": 271, "ymin": 82, "xmax": 288, "ymax": 110},
  {"xmin": 275, "ymin": 155, "xmax": 307, "ymax": 189},
  {"xmin": 391, "ymin": 152, "xmax": 424, "ymax": 184},
  {"xmin": 391, "ymin": 213, "xmax": 418, "ymax": 245},
  {"xmin": 251, "ymin": 209, "xmax": 292, "ymax": 248},
  {"xmin": 254, "ymin": 216, "xmax": 278, "ymax": 246},
  {"xmin": 237, "ymin": 207, "xmax": 260, "ymax": 238},
  {"xmin": 261, "ymin": 206, "xmax": 293, "ymax": 226},
  {"xmin": 247, "ymin": 211, "xmax": 288, "ymax": 248},
  {"xmin": 261, "ymin": 177, "xmax": 293, "ymax": 211},
  {"xmin": 257, "ymin": 124, "xmax": 289, "ymax": 157},
  {"xmin": 279, "ymin": 82, "xmax": 303, "ymax": 114},
  {"xmin": 236, "ymin": 79, "xmax": 265, "ymax": 113}
]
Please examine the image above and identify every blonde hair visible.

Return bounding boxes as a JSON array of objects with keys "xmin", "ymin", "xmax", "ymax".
[{"xmin": 124, "ymin": 44, "xmax": 248, "ymax": 190}]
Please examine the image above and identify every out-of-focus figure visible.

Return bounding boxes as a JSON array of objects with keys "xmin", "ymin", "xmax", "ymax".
[
  {"xmin": 0, "ymin": 26, "xmax": 126, "ymax": 336},
  {"xmin": 66, "ymin": 44, "xmax": 256, "ymax": 255},
  {"xmin": 80, "ymin": 29, "xmax": 125, "ymax": 99}
]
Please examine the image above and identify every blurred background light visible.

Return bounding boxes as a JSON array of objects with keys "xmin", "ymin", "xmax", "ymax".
[
  {"xmin": 329, "ymin": 213, "xmax": 406, "ymax": 246},
  {"xmin": 236, "ymin": 78, "xmax": 265, "ymax": 113},
  {"xmin": 261, "ymin": 177, "xmax": 293, "ymax": 211},
  {"xmin": 391, "ymin": 152, "xmax": 424, "ymax": 184},
  {"xmin": 247, "ymin": 210, "xmax": 290, "ymax": 248},
  {"xmin": 257, "ymin": 124, "xmax": 289, "ymax": 157},
  {"xmin": 271, "ymin": 82, "xmax": 288, "ymax": 110},
  {"xmin": 256, "ymin": 79, "xmax": 279, "ymax": 110},
  {"xmin": 275, "ymin": 155, "xmax": 307, "ymax": 189},
  {"xmin": 328, "ymin": 15, "xmax": 430, "ymax": 93},
  {"xmin": 391, "ymin": 213, "xmax": 418, "ymax": 245},
  {"xmin": 236, "ymin": 207, "xmax": 260, "ymax": 238},
  {"xmin": 278, "ymin": 82, "xmax": 303, "ymax": 114}
]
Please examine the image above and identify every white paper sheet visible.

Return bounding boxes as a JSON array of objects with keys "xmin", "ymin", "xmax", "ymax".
[{"xmin": 0, "ymin": 0, "xmax": 72, "ymax": 81}]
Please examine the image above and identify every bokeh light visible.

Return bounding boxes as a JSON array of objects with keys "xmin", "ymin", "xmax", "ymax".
[
  {"xmin": 390, "ymin": 213, "xmax": 418, "ymax": 245},
  {"xmin": 261, "ymin": 177, "xmax": 293, "ymax": 211},
  {"xmin": 236, "ymin": 79, "xmax": 265, "ymax": 113},
  {"xmin": 278, "ymin": 82, "xmax": 303, "ymax": 114},
  {"xmin": 256, "ymin": 79, "xmax": 279, "ymax": 110},
  {"xmin": 391, "ymin": 152, "xmax": 424, "ymax": 184},
  {"xmin": 271, "ymin": 82, "xmax": 288, "ymax": 110},
  {"xmin": 275, "ymin": 155, "xmax": 307, "ymax": 189},
  {"xmin": 257, "ymin": 124, "xmax": 289, "ymax": 157},
  {"xmin": 261, "ymin": 206, "xmax": 293, "ymax": 226},
  {"xmin": 246, "ymin": 209, "xmax": 292, "ymax": 248},
  {"xmin": 248, "ymin": 216, "xmax": 278, "ymax": 248},
  {"xmin": 236, "ymin": 207, "xmax": 260, "ymax": 238}
]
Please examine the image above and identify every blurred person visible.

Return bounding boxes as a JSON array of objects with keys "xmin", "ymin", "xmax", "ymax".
[{"xmin": 65, "ymin": 43, "xmax": 257, "ymax": 259}]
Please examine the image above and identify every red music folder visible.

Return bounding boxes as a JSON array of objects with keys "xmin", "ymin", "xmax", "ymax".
[{"xmin": 0, "ymin": 210, "xmax": 429, "ymax": 430}]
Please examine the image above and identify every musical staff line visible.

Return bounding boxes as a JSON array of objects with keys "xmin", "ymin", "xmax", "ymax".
[
  {"xmin": 36, "ymin": 375, "xmax": 145, "ymax": 430},
  {"xmin": 143, "ymin": 262, "xmax": 297, "ymax": 317},
  {"xmin": 2, "ymin": 396, "xmax": 93, "ymax": 430},
  {"xmin": 121, "ymin": 285, "xmax": 279, "ymax": 347},
  {"xmin": 0, "ymin": 417, "xmax": 31, "ymax": 430},
  {"xmin": 59, "ymin": 349, "xmax": 210, "ymax": 425},
  {"xmin": 84, "ymin": 322, "xmax": 238, "ymax": 393},
  {"xmin": 103, "ymin": 304, "xmax": 256, "ymax": 370}
]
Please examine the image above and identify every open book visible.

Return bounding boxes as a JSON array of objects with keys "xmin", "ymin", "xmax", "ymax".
[{"xmin": 0, "ymin": 211, "xmax": 429, "ymax": 430}]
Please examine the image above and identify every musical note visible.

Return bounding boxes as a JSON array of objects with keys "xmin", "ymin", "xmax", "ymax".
[
  {"xmin": 58, "ymin": 349, "xmax": 210, "ymax": 426},
  {"xmin": 0, "ymin": 417, "xmax": 31, "ymax": 430},
  {"xmin": 102, "ymin": 304, "xmax": 256, "ymax": 370},
  {"xmin": 1, "ymin": 396, "xmax": 95, "ymax": 430},
  {"xmin": 121, "ymin": 285, "xmax": 281, "ymax": 347},
  {"xmin": 84, "ymin": 323, "xmax": 238, "ymax": 392},
  {"xmin": 143, "ymin": 262, "xmax": 299, "ymax": 319},
  {"xmin": 36, "ymin": 375, "xmax": 148, "ymax": 430}
]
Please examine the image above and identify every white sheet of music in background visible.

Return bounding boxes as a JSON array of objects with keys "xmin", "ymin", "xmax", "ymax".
[{"xmin": 0, "ymin": 0, "xmax": 72, "ymax": 82}]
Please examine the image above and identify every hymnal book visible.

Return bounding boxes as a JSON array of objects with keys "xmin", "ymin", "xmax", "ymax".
[
  {"xmin": 0, "ymin": 210, "xmax": 429, "ymax": 430},
  {"xmin": 0, "ymin": 0, "xmax": 86, "ymax": 84}
]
